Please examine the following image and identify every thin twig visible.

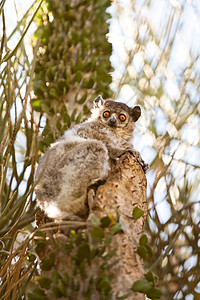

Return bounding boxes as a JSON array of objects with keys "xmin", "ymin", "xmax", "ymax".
[{"xmin": 148, "ymin": 215, "xmax": 191, "ymax": 272}]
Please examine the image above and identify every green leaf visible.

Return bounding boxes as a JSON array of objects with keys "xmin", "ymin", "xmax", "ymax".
[
  {"xmin": 132, "ymin": 279, "xmax": 153, "ymax": 293},
  {"xmin": 97, "ymin": 245, "xmax": 106, "ymax": 257},
  {"xmin": 78, "ymin": 92, "xmax": 87, "ymax": 104},
  {"xmin": 96, "ymin": 67, "xmax": 110, "ymax": 82},
  {"xmin": 48, "ymin": 87, "xmax": 58, "ymax": 99},
  {"xmin": 61, "ymin": 104, "xmax": 67, "ymax": 116},
  {"xmin": 104, "ymin": 234, "xmax": 112, "ymax": 246},
  {"xmin": 75, "ymin": 230, "xmax": 83, "ymax": 246},
  {"xmin": 109, "ymin": 223, "xmax": 122, "ymax": 235},
  {"xmin": 32, "ymin": 99, "xmax": 41, "ymax": 108},
  {"xmin": 38, "ymin": 140, "xmax": 47, "ymax": 153},
  {"xmin": 139, "ymin": 234, "xmax": 148, "ymax": 246},
  {"xmin": 100, "ymin": 215, "xmax": 111, "ymax": 227},
  {"xmin": 83, "ymin": 61, "xmax": 94, "ymax": 72},
  {"xmin": 62, "ymin": 271, "xmax": 69, "ymax": 286},
  {"xmin": 38, "ymin": 276, "xmax": 52, "ymax": 289},
  {"xmin": 34, "ymin": 232, "xmax": 46, "ymax": 253},
  {"xmin": 116, "ymin": 292, "xmax": 134, "ymax": 299},
  {"xmin": 57, "ymin": 79, "xmax": 67, "ymax": 89},
  {"xmin": 79, "ymin": 258, "xmax": 88, "ymax": 277},
  {"xmin": 86, "ymin": 277, "xmax": 94, "ymax": 298},
  {"xmin": 146, "ymin": 244, "xmax": 153, "ymax": 258},
  {"xmin": 51, "ymin": 286, "xmax": 63, "ymax": 298},
  {"xmin": 72, "ymin": 71, "xmax": 82, "ymax": 83},
  {"xmin": 144, "ymin": 271, "xmax": 158, "ymax": 284},
  {"xmin": 56, "ymin": 118, "xmax": 62, "ymax": 130},
  {"xmin": 91, "ymin": 226, "xmax": 104, "ymax": 242},
  {"xmin": 82, "ymin": 77, "xmax": 94, "ymax": 89},
  {"xmin": 132, "ymin": 207, "xmax": 144, "ymax": 220},
  {"xmin": 51, "ymin": 270, "xmax": 62, "ymax": 284},
  {"xmin": 146, "ymin": 287, "xmax": 162, "ymax": 299},
  {"xmin": 83, "ymin": 104, "xmax": 90, "ymax": 114},
  {"xmin": 45, "ymin": 132, "xmax": 54, "ymax": 145},
  {"xmin": 41, "ymin": 102, "xmax": 50, "ymax": 114},
  {"xmin": 90, "ymin": 247, "xmax": 99, "ymax": 259},
  {"xmin": 28, "ymin": 287, "xmax": 47, "ymax": 300},
  {"xmin": 137, "ymin": 246, "xmax": 147, "ymax": 259},
  {"xmin": 58, "ymin": 279, "xmax": 66, "ymax": 296},
  {"xmin": 63, "ymin": 111, "xmax": 71, "ymax": 127},
  {"xmin": 103, "ymin": 249, "xmax": 117, "ymax": 260},
  {"xmin": 75, "ymin": 112, "xmax": 82, "ymax": 124},
  {"xmin": 71, "ymin": 108, "xmax": 77, "ymax": 122},
  {"xmin": 77, "ymin": 243, "xmax": 91, "ymax": 262},
  {"xmin": 97, "ymin": 277, "xmax": 112, "ymax": 295},
  {"xmin": 41, "ymin": 252, "xmax": 55, "ymax": 271}
]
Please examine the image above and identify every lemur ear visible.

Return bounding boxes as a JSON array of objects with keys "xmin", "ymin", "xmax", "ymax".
[
  {"xmin": 94, "ymin": 95, "xmax": 104, "ymax": 108},
  {"xmin": 131, "ymin": 105, "xmax": 141, "ymax": 122}
]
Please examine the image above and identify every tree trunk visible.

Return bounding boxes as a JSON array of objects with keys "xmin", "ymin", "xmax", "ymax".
[
  {"xmin": 34, "ymin": 152, "xmax": 147, "ymax": 300},
  {"xmin": 88, "ymin": 152, "xmax": 147, "ymax": 299}
]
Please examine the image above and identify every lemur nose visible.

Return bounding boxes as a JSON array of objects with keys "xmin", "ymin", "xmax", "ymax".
[{"xmin": 108, "ymin": 116, "xmax": 117, "ymax": 127}]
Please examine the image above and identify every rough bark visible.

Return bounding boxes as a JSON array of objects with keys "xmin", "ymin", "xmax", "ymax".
[
  {"xmin": 35, "ymin": 152, "xmax": 147, "ymax": 299},
  {"xmin": 88, "ymin": 152, "xmax": 147, "ymax": 299}
]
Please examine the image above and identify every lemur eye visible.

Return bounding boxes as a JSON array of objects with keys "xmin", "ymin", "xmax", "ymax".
[
  {"xmin": 103, "ymin": 111, "xmax": 110, "ymax": 118},
  {"xmin": 119, "ymin": 114, "xmax": 126, "ymax": 122}
]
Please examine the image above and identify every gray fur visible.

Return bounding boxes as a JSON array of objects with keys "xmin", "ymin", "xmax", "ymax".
[{"xmin": 35, "ymin": 98, "xmax": 142, "ymax": 221}]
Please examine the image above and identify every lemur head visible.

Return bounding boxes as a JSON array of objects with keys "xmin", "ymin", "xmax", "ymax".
[{"xmin": 92, "ymin": 95, "xmax": 141, "ymax": 132}]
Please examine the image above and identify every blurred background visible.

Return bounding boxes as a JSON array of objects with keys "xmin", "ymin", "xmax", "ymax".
[{"xmin": 0, "ymin": 0, "xmax": 200, "ymax": 299}]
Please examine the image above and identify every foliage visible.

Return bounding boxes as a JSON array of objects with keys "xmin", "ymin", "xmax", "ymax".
[
  {"xmin": 33, "ymin": 0, "xmax": 113, "ymax": 151},
  {"xmin": 0, "ymin": 0, "xmax": 113, "ymax": 298},
  {"xmin": 111, "ymin": 0, "xmax": 200, "ymax": 298},
  {"xmin": 27, "ymin": 217, "xmax": 122, "ymax": 300},
  {"xmin": 0, "ymin": 1, "xmax": 46, "ymax": 299},
  {"xmin": 27, "ymin": 215, "xmax": 159, "ymax": 300},
  {"xmin": 0, "ymin": 0, "xmax": 42, "ymax": 265}
]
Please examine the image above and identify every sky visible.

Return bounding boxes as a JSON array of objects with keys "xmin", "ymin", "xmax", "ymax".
[
  {"xmin": 4, "ymin": 0, "xmax": 36, "ymax": 57},
  {"xmin": 4, "ymin": 0, "xmax": 35, "ymax": 35}
]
